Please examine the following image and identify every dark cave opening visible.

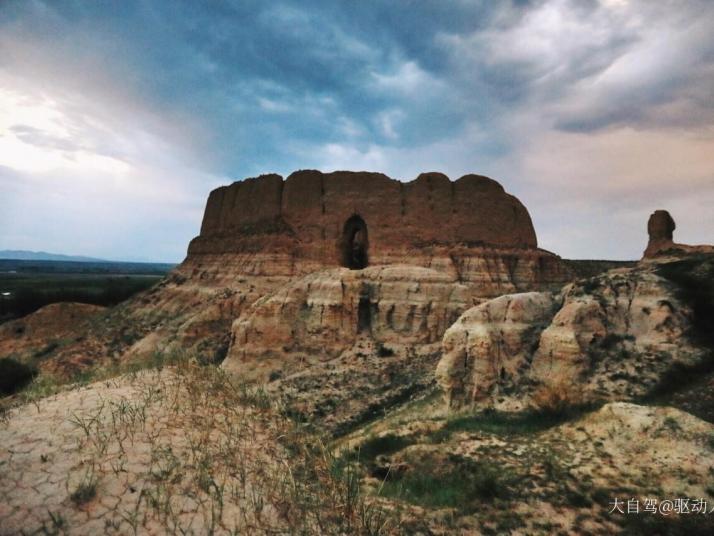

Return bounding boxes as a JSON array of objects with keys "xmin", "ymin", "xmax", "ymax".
[
  {"xmin": 340, "ymin": 214, "xmax": 369, "ymax": 270},
  {"xmin": 357, "ymin": 296, "xmax": 372, "ymax": 333}
]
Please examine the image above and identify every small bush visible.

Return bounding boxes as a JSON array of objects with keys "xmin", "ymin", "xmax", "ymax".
[
  {"xmin": 33, "ymin": 341, "xmax": 59, "ymax": 359},
  {"xmin": 0, "ymin": 357, "xmax": 37, "ymax": 395},
  {"xmin": 662, "ymin": 416, "xmax": 682, "ymax": 432},
  {"xmin": 597, "ymin": 333, "xmax": 633, "ymax": 350},
  {"xmin": 581, "ymin": 278, "xmax": 600, "ymax": 294}
]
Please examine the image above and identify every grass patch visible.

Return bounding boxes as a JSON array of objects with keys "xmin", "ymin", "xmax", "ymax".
[
  {"xmin": 69, "ymin": 469, "xmax": 98, "ymax": 505},
  {"xmin": 379, "ymin": 455, "xmax": 514, "ymax": 512}
]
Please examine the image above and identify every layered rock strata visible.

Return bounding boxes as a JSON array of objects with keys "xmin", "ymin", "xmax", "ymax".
[
  {"xmin": 203, "ymin": 171, "xmax": 574, "ymax": 386},
  {"xmin": 223, "ymin": 265, "xmax": 473, "ymax": 381}
]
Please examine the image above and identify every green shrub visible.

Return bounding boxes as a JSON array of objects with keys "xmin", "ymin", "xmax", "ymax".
[
  {"xmin": 0, "ymin": 357, "xmax": 37, "ymax": 395},
  {"xmin": 69, "ymin": 470, "xmax": 97, "ymax": 505}
]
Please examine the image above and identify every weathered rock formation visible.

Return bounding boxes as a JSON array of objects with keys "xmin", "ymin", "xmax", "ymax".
[
  {"xmin": 224, "ymin": 265, "xmax": 472, "ymax": 381},
  {"xmin": 643, "ymin": 209, "xmax": 714, "ymax": 258},
  {"xmin": 436, "ymin": 292, "xmax": 559, "ymax": 409},
  {"xmin": 193, "ymin": 171, "xmax": 536, "ymax": 256},
  {"xmin": 437, "ymin": 262, "xmax": 706, "ymax": 410},
  {"xmin": 191, "ymin": 170, "xmax": 571, "ymax": 388}
]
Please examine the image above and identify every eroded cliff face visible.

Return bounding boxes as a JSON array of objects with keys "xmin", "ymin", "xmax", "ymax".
[
  {"xmin": 437, "ymin": 261, "xmax": 707, "ymax": 410},
  {"xmin": 168, "ymin": 171, "xmax": 571, "ymax": 380},
  {"xmin": 223, "ymin": 266, "xmax": 473, "ymax": 380}
]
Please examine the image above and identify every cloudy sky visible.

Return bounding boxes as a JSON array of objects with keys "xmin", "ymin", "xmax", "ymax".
[{"xmin": 1, "ymin": 0, "xmax": 713, "ymax": 262}]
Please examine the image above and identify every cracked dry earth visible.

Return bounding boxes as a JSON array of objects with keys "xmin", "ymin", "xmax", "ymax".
[{"xmin": 0, "ymin": 365, "xmax": 333, "ymax": 535}]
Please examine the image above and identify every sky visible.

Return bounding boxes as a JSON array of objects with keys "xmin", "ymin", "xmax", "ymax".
[{"xmin": 1, "ymin": 0, "xmax": 713, "ymax": 262}]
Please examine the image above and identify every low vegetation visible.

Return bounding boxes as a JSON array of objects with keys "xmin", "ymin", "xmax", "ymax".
[
  {"xmin": 69, "ymin": 468, "xmax": 98, "ymax": 505},
  {"xmin": 379, "ymin": 456, "xmax": 515, "ymax": 512},
  {"xmin": 3, "ymin": 354, "xmax": 397, "ymax": 534}
]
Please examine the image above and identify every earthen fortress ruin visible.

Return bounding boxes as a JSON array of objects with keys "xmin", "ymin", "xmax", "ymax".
[{"xmin": 187, "ymin": 170, "xmax": 570, "ymax": 290}]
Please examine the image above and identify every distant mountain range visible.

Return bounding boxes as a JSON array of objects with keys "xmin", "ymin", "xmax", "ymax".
[{"xmin": 0, "ymin": 250, "xmax": 109, "ymax": 262}]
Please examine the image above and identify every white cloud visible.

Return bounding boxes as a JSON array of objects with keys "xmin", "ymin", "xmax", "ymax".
[
  {"xmin": 374, "ymin": 109, "xmax": 405, "ymax": 140},
  {"xmin": 0, "ymin": 36, "xmax": 226, "ymax": 262},
  {"xmin": 371, "ymin": 61, "xmax": 443, "ymax": 96}
]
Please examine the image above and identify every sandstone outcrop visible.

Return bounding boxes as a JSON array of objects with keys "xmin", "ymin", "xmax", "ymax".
[
  {"xmin": 189, "ymin": 171, "xmax": 573, "ymax": 387},
  {"xmin": 643, "ymin": 209, "xmax": 714, "ymax": 258},
  {"xmin": 437, "ymin": 262, "xmax": 706, "ymax": 410},
  {"xmin": 436, "ymin": 292, "xmax": 559, "ymax": 408}
]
